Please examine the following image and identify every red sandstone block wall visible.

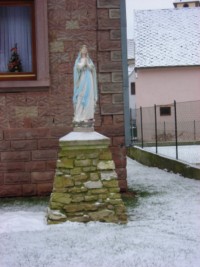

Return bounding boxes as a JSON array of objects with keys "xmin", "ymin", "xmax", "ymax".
[{"xmin": 0, "ymin": 0, "xmax": 127, "ymax": 197}]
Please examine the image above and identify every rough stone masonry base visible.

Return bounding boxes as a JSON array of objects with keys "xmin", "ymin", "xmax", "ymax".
[{"xmin": 47, "ymin": 131, "xmax": 127, "ymax": 224}]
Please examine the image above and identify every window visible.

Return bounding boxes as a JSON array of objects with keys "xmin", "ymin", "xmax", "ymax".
[
  {"xmin": 160, "ymin": 106, "xmax": 171, "ymax": 116},
  {"xmin": 0, "ymin": 0, "xmax": 49, "ymax": 90},
  {"xmin": 0, "ymin": 0, "xmax": 36, "ymax": 80},
  {"xmin": 131, "ymin": 82, "xmax": 135, "ymax": 95}
]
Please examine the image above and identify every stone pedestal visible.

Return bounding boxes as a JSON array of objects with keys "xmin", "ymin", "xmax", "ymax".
[{"xmin": 47, "ymin": 131, "xmax": 127, "ymax": 224}]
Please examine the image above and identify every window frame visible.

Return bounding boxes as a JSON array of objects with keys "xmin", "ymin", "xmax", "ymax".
[
  {"xmin": 0, "ymin": 0, "xmax": 49, "ymax": 91},
  {"xmin": 0, "ymin": 0, "xmax": 36, "ymax": 80}
]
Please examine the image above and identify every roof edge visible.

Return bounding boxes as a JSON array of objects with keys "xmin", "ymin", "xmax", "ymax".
[{"xmin": 135, "ymin": 65, "xmax": 200, "ymax": 70}]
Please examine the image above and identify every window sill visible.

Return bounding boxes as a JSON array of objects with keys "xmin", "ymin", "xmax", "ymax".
[{"xmin": 0, "ymin": 79, "xmax": 50, "ymax": 92}]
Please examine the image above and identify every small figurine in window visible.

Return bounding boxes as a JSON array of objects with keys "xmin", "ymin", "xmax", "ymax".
[{"xmin": 8, "ymin": 43, "xmax": 22, "ymax": 72}]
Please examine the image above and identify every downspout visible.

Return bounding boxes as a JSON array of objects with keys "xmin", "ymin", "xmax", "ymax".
[{"xmin": 120, "ymin": 0, "xmax": 131, "ymax": 146}]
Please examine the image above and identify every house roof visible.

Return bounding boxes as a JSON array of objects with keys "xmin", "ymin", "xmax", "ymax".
[
  {"xmin": 127, "ymin": 39, "xmax": 135, "ymax": 60},
  {"xmin": 135, "ymin": 7, "xmax": 200, "ymax": 68}
]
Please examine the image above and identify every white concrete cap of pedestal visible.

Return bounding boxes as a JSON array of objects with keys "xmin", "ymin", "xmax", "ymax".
[
  {"xmin": 59, "ymin": 131, "xmax": 110, "ymax": 143},
  {"xmin": 59, "ymin": 131, "xmax": 110, "ymax": 147}
]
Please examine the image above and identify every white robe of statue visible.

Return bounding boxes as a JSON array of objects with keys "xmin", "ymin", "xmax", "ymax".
[{"xmin": 73, "ymin": 45, "xmax": 98, "ymax": 123}]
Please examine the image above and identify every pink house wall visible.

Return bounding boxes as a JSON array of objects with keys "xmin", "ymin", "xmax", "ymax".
[
  {"xmin": 136, "ymin": 67, "xmax": 200, "ymax": 108},
  {"xmin": 135, "ymin": 67, "xmax": 200, "ymax": 142}
]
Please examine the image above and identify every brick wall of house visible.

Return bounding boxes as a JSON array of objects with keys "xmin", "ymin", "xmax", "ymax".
[{"xmin": 0, "ymin": 0, "xmax": 127, "ymax": 197}]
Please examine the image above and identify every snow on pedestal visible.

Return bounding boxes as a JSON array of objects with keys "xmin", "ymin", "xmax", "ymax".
[{"xmin": 47, "ymin": 131, "xmax": 127, "ymax": 224}]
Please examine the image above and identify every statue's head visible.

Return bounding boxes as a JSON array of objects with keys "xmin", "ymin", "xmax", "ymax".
[{"xmin": 80, "ymin": 45, "xmax": 88, "ymax": 57}]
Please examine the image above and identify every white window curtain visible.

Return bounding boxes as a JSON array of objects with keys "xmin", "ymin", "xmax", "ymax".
[{"xmin": 0, "ymin": 5, "xmax": 32, "ymax": 73}]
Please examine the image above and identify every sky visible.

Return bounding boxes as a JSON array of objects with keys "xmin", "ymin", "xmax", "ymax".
[{"xmin": 125, "ymin": 0, "xmax": 176, "ymax": 38}]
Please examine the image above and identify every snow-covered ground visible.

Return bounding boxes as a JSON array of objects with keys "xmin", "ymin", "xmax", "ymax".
[
  {"xmin": 143, "ymin": 145, "xmax": 200, "ymax": 165},
  {"xmin": 0, "ymin": 158, "xmax": 200, "ymax": 267}
]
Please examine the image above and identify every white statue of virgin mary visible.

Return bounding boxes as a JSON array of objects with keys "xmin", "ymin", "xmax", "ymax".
[{"xmin": 73, "ymin": 45, "xmax": 98, "ymax": 125}]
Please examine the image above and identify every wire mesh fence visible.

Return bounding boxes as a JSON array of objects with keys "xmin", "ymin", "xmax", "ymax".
[{"xmin": 130, "ymin": 100, "xmax": 200, "ymax": 165}]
